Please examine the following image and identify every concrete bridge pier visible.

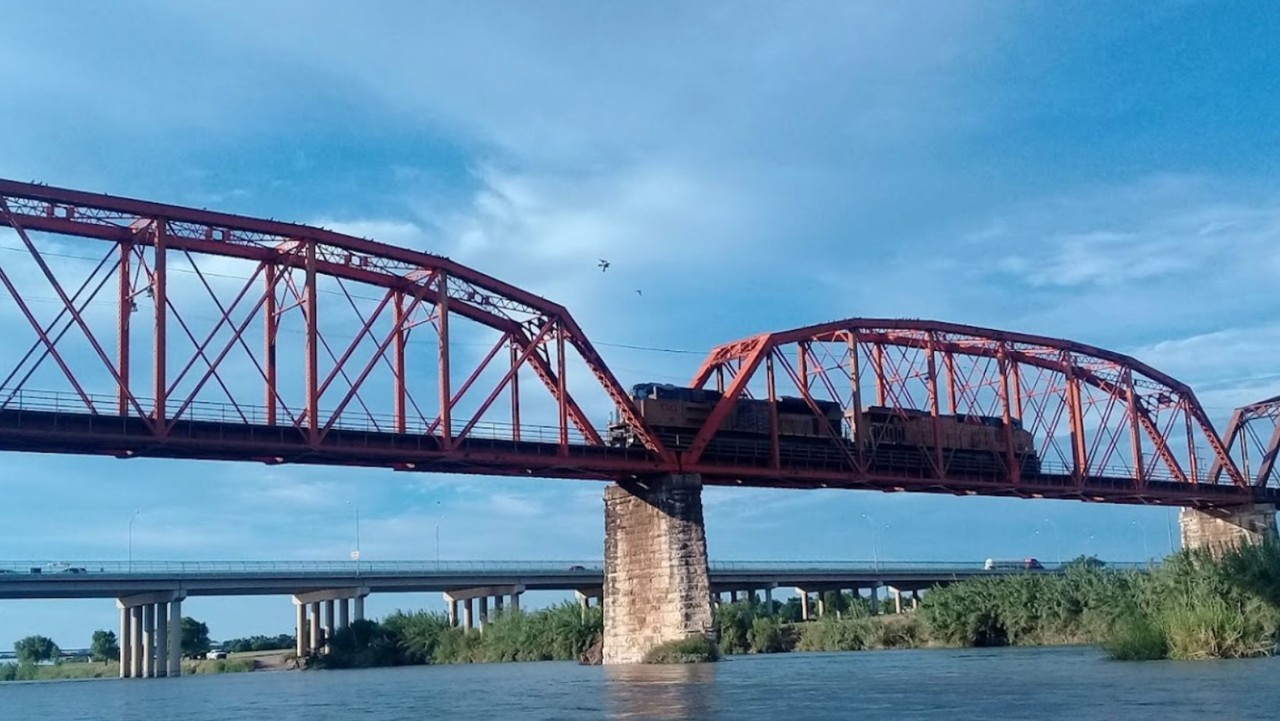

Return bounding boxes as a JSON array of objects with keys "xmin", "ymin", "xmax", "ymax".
[
  {"xmin": 602, "ymin": 474, "xmax": 715, "ymax": 664},
  {"xmin": 574, "ymin": 588, "xmax": 603, "ymax": 620},
  {"xmin": 443, "ymin": 585, "xmax": 525, "ymax": 633},
  {"xmin": 293, "ymin": 588, "xmax": 368, "ymax": 656},
  {"xmin": 1180, "ymin": 504, "xmax": 1277, "ymax": 552},
  {"xmin": 117, "ymin": 591, "xmax": 184, "ymax": 679}
]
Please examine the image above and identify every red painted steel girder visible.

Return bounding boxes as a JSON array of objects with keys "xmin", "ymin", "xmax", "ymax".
[
  {"xmin": 0, "ymin": 178, "xmax": 671, "ymax": 466},
  {"xmin": 682, "ymin": 319, "xmax": 1250, "ymax": 500},
  {"xmin": 1211, "ymin": 395, "xmax": 1280, "ymax": 488}
]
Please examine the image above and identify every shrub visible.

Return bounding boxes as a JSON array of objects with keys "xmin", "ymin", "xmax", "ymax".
[
  {"xmin": 1103, "ymin": 613, "xmax": 1168, "ymax": 661},
  {"xmin": 642, "ymin": 635, "xmax": 721, "ymax": 664},
  {"xmin": 749, "ymin": 617, "xmax": 784, "ymax": 654}
]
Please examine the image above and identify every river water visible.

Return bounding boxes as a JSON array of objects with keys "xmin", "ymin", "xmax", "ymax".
[{"xmin": 3, "ymin": 646, "xmax": 1277, "ymax": 720}]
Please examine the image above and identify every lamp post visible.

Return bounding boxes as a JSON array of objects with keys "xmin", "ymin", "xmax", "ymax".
[
  {"xmin": 1131, "ymin": 519, "xmax": 1150, "ymax": 565},
  {"xmin": 1042, "ymin": 518, "xmax": 1062, "ymax": 565},
  {"xmin": 128, "ymin": 510, "xmax": 141, "ymax": 573},
  {"xmin": 346, "ymin": 501, "xmax": 361, "ymax": 575},
  {"xmin": 860, "ymin": 513, "xmax": 881, "ymax": 570}
]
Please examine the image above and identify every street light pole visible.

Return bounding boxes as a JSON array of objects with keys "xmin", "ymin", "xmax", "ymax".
[
  {"xmin": 1131, "ymin": 519, "xmax": 1150, "ymax": 565},
  {"xmin": 860, "ymin": 513, "xmax": 880, "ymax": 570},
  {"xmin": 346, "ymin": 500, "xmax": 362, "ymax": 575},
  {"xmin": 128, "ymin": 510, "xmax": 141, "ymax": 573},
  {"xmin": 1043, "ymin": 518, "xmax": 1062, "ymax": 565}
]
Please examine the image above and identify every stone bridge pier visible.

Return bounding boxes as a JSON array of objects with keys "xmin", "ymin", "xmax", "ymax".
[
  {"xmin": 1180, "ymin": 503, "xmax": 1277, "ymax": 552},
  {"xmin": 603, "ymin": 474, "xmax": 716, "ymax": 664}
]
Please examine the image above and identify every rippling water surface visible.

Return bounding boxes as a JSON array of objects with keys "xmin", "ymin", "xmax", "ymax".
[{"xmin": 3, "ymin": 646, "xmax": 1278, "ymax": 720}]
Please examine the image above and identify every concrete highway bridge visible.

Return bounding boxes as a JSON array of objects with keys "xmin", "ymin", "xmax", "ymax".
[
  {"xmin": 0, "ymin": 179, "xmax": 1275, "ymax": 670},
  {"xmin": 0, "ymin": 558, "xmax": 1147, "ymax": 677}
]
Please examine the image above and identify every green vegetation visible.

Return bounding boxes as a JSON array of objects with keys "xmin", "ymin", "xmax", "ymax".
[
  {"xmin": 90, "ymin": 630, "xmax": 119, "ymax": 663},
  {"xmin": 181, "ymin": 617, "xmax": 212, "ymax": 658},
  {"xmin": 920, "ymin": 545, "xmax": 1280, "ymax": 661},
  {"xmin": 0, "ymin": 661, "xmax": 120, "ymax": 681},
  {"xmin": 311, "ymin": 602, "xmax": 603, "ymax": 669},
  {"xmin": 641, "ymin": 634, "xmax": 721, "ymax": 664},
  {"xmin": 14, "ymin": 635, "xmax": 60, "ymax": 664},
  {"xmin": 183, "ymin": 658, "xmax": 257, "ymax": 674},
  {"xmin": 222, "ymin": 634, "xmax": 295, "ymax": 653}
]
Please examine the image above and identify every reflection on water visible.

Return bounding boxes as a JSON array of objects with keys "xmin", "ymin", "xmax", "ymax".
[{"xmin": 605, "ymin": 663, "xmax": 718, "ymax": 720}]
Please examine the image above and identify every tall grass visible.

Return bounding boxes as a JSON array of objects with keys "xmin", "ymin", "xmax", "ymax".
[{"xmin": 313, "ymin": 602, "xmax": 602, "ymax": 669}]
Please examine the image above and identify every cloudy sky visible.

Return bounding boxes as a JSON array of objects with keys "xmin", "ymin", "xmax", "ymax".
[{"xmin": 2, "ymin": 1, "xmax": 1279, "ymax": 647}]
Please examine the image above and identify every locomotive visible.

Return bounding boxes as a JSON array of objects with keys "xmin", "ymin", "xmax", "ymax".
[{"xmin": 607, "ymin": 382, "xmax": 1041, "ymax": 478}]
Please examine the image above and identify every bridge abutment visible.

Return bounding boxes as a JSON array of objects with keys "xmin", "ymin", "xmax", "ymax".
[
  {"xmin": 1180, "ymin": 504, "xmax": 1278, "ymax": 552},
  {"xmin": 603, "ymin": 474, "xmax": 716, "ymax": 665}
]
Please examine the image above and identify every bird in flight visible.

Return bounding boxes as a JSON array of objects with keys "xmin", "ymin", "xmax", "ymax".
[
  {"xmin": 635, "ymin": 289, "xmax": 643, "ymax": 296},
  {"xmin": 598, "ymin": 259, "xmax": 610, "ymax": 272}
]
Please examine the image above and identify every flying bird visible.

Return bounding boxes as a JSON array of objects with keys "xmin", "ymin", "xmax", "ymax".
[
  {"xmin": 635, "ymin": 289, "xmax": 643, "ymax": 296},
  {"xmin": 598, "ymin": 259, "xmax": 610, "ymax": 272}
]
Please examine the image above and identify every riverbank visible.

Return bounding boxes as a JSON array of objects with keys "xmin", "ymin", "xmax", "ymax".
[{"xmin": 0, "ymin": 654, "xmax": 271, "ymax": 682}]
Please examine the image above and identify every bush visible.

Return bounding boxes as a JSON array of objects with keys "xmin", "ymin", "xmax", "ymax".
[
  {"xmin": 1103, "ymin": 614, "xmax": 1168, "ymax": 661},
  {"xmin": 642, "ymin": 634, "xmax": 721, "ymax": 664},
  {"xmin": 749, "ymin": 617, "xmax": 784, "ymax": 654}
]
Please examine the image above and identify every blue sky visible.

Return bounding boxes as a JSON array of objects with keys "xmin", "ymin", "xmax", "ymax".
[{"xmin": 2, "ymin": 1, "xmax": 1279, "ymax": 648}]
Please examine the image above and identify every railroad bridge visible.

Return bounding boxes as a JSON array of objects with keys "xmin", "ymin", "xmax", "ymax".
[{"xmin": 0, "ymin": 179, "xmax": 1276, "ymax": 664}]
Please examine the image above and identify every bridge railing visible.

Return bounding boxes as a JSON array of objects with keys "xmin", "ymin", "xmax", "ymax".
[
  {"xmin": 0, "ymin": 387, "xmax": 607, "ymax": 446},
  {"xmin": 0, "ymin": 387, "xmax": 1215, "ymax": 486},
  {"xmin": 0, "ymin": 559, "xmax": 1154, "ymax": 577}
]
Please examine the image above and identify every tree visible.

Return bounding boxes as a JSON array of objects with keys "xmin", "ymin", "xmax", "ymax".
[
  {"xmin": 14, "ymin": 635, "xmax": 60, "ymax": 664},
  {"xmin": 181, "ymin": 617, "xmax": 211, "ymax": 658},
  {"xmin": 90, "ymin": 630, "xmax": 119, "ymax": 663}
]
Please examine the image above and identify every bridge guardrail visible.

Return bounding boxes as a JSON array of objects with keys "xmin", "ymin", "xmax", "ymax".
[
  {"xmin": 0, "ymin": 559, "xmax": 1156, "ymax": 577},
  {"xmin": 0, "ymin": 387, "xmax": 1226, "ymax": 486}
]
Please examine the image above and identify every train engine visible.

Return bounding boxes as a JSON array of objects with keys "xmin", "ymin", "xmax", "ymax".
[{"xmin": 610, "ymin": 382, "xmax": 1042, "ymax": 479}]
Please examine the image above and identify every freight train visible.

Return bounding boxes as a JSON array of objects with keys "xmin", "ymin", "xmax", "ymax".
[{"xmin": 607, "ymin": 382, "xmax": 1041, "ymax": 478}]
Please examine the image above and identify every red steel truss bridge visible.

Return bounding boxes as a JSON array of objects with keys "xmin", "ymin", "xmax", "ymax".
[{"xmin": 0, "ymin": 179, "xmax": 1273, "ymax": 509}]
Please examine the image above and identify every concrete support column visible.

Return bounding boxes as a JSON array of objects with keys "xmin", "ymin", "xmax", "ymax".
[
  {"xmin": 323, "ymin": 600, "xmax": 335, "ymax": 646},
  {"xmin": 893, "ymin": 587, "xmax": 903, "ymax": 615},
  {"xmin": 799, "ymin": 590, "xmax": 811, "ymax": 621},
  {"xmin": 354, "ymin": 595, "xmax": 365, "ymax": 622},
  {"xmin": 494, "ymin": 594, "xmax": 504, "ymax": 616},
  {"xmin": 339, "ymin": 598, "xmax": 350, "ymax": 630},
  {"xmin": 576, "ymin": 590, "xmax": 590, "ymax": 621},
  {"xmin": 911, "ymin": 590, "xmax": 920, "ymax": 611},
  {"xmin": 168, "ymin": 597, "xmax": 182, "ymax": 677},
  {"xmin": 130, "ymin": 606, "xmax": 144, "ymax": 678},
  {"xmin": 730, "ymin": 590, "xmax": 739, "ymax": 603},
  {"xmin": 869, "ymin": 585, "xmax": 881, "ymax": 615},
  {"xmin": 463, "ymin": 598, "xmax": 474, "ymax": 632},
  {"xmin": 1180, "ymin": 504, "xmax": 1278, "ymax": 553},
  {"xmin": 309, "ymin": 602, "xmax": 321, "ymax": 653},
  {"xmin": 448, "ymin": 598, "xmax": 458, "ymax": 627},
  {"xmin": 478, "ymin": 596, "xmax": 489, "ymax": 631},
  {"xmin": 155, "ymin": 602, "xmax": 169, "ymax": 678},
  {"xmin": 142, "ymin": 604, "xmax": 155, "ymax": 678},
  {"xmin": 603, "ymin": 474, "xmax": 715, "ymax": 664},
  {"xmin": 816, "ymin": 591, "xmax": 827, "ymax": 619},
  {"xmin": 511, "ymin": 593, "xmax": 520, "ymax": 612},
  {"xmin": 119, "ymin": 606, "xmax": 132, "ymax": 678},
  {"xmin": 764, "ymin": 586, "xmax": 774, "ymax": 615},
  {"xmin": 296, "ymin": 602, "xmax": 308, "ymax": 658}
]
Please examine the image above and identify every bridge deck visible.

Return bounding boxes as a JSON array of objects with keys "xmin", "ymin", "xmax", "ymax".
[
  {"xmin": 0, "ymin": 407, "xmax": 1270, "ymax": 508},
  {"xmin": 0, "ymin": 560, "xmax": 1151, "ymax": 600}
]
